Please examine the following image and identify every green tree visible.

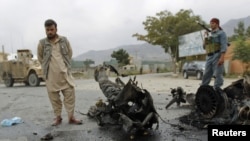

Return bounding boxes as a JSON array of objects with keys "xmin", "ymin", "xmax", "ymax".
[
  {"xmin": 232, "ymin": 22, "xmax": 250, "ymax": 74},
  {"xmin": 83, "ymin": 59, "xmax": 95, "ymax": 71},
  {"xmin": 232, "ymin": 37, "xmax": 250, "ymax": 74},
  {"xmin": 231, "ymin": 21, "xmax": 250, "ymax": 41},
  {"xmin": 234, "ymin": 21, "xmax": 246, "ymax": 39},
  {"xmin": 246, "ymin": 26, "xmax": 250, "ymax": 38},
  {"xmin": 111, "ymin": 49, "xmax": 130, "ymax": 67},
  {"xmin": 132, "ymin": 9, "xmax": 205, "ymax": 73}
]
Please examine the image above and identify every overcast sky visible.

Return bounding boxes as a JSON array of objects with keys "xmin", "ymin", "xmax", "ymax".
[{"xmin": 0, "ymin": 0, "xmax": 249, "ymax": 57}]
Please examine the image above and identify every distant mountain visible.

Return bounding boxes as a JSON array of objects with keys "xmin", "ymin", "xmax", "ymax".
[
  {"xmin": 222, "ymin": 16, "xmax": 250, "ymax": 36},
  {"xmin": 73, "ymin": 43, "xmax": 171, "ymax": 65},
  {"xmin": 74, "ymin": 16, "xmax": 250, "ymax": 65}
]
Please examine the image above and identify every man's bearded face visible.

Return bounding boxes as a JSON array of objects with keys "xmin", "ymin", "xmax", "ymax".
[{"xmin": 45, "ymin": 25, "xmax": 57, "ymax": 40}]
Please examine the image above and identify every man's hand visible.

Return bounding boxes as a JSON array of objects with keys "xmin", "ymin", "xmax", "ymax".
[{"xmin": 218, "ymin": 53, "xmax": 225, "ymax": 66}]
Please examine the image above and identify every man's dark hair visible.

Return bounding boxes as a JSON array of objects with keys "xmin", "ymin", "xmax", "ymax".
[{"xmin": 44, "ymin": 19, "xmax": 57, "ymax": 28}]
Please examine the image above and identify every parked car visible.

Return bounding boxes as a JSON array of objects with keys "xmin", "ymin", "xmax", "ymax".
[{"xmin": 182, "ymin": 61, "xmax": 206, "ymax": 80}]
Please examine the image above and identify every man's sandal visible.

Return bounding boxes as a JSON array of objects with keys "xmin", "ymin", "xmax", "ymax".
[
  {"xmin": 51, "ymin": 117, "xmax": 62, "ymax": 126},
  {"xmin": 68, "ymin": 118, "xmax": 83, "ymax": 125}
]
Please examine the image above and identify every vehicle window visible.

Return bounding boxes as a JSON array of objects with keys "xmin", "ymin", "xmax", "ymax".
[{"xmin": 196, "ymin": 62, "xmax": 206, "ymax": 68}]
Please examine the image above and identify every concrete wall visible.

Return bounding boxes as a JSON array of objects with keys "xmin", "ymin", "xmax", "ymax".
[{"xmin": 224, "ymin": 44, "xmax": 244, "ymax": 74}]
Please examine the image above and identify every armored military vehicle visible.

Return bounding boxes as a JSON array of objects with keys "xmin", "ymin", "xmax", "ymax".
[{"xmin": 0, "ymin": 49, "xmax": 44, "ymax": 87}]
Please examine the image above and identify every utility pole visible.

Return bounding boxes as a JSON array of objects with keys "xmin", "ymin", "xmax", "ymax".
[
  {"xmin": 2, "ymin": 45, "xmax": 4, "ymax": 53},
  {"xmin": 2, "ymin": 45, "xmax": 7, "ymax": 60}
]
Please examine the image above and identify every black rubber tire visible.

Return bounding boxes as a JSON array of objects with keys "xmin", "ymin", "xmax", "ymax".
[
  {"xmin": 28, "ymin": 73, "xmax": 40, "ymax": 86},
  {"xmin": 3, "ymin": 72, "xmax": 14, "ymax": 87}
]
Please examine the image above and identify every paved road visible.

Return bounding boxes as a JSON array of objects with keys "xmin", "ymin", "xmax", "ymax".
[{"xmin": 0, "ymin": 73, "xmax": 238, "ymax": 141}]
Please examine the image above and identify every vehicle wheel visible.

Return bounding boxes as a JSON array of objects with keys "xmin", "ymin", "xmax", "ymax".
[
  {"xmin": 196, "ymin": 71, "xmax": 203, "ymax": 80},
  {"xmin": 28, "ymin": 73, "xmax": 40, "ymax": 86},
  {"xmin": 183, "ymin": 71, "xmax": 188, "ymax": 79},
  {"xmin": 3, "ymin": 73, "xmax": 14, "ymax": 87}
]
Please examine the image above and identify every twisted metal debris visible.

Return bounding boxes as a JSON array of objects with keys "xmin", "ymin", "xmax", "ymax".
[
  {"xmin": 177, "ymin": 75, "xmax": 250, "ymax": 128},
  {"xmin": 165, "ymin": 87, "xmax": 188, "ymax": 109},
  {"xmin": 88, "ymin": 64, "xmax": 160, "ymax": 139}
]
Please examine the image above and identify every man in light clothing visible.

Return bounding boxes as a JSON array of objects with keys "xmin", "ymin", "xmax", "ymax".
[{"xmin": 37, "ymin": 19, "xmax": 82, "ymax": 126}]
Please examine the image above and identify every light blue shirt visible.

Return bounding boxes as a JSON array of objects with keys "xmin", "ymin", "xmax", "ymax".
[{"xmin": 211, "ymin": 29, "xmax": 228, "ymax": 53}]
